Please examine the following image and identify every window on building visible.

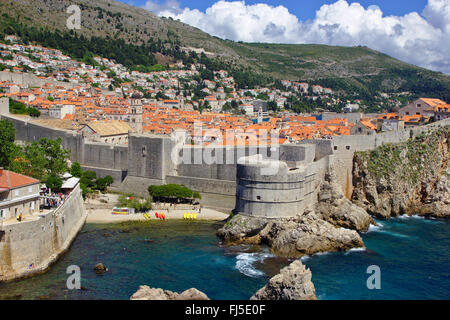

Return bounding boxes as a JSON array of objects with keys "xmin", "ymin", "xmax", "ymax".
[
  {"xmin": 346, "ymin": 146, "xmax": 351, "ymax": 150},
  {"xmin": 257, "ymin": 196, "xmax": 261, "ymax": 200},
  {"xmin": 29, "ymin": 186, "xmax": 33, "ymax": 193},
  {"xmin": 333, "ymin": 146, "xmax": 338, "ymax": 151},
  {"xmin": 15, "ymin": 190, "xmax": 19, "ymax": 197}
]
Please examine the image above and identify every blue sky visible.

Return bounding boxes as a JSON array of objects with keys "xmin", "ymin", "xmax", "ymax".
[
  {"xmin": 125, "ymin": 0, "xmax": 428, "ymax": 19},
  {"xmin": 119, "ymin": 0, "xmax": 450, "ymax": 74}
]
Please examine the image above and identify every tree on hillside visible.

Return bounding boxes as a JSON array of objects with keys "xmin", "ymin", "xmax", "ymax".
[{"xmin": 0, "ymin": 119, "xmax": 22, "ymax": 169}]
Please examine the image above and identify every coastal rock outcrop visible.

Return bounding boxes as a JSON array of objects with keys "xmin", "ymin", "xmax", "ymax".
[
  {"xmin": 130, "ymin": 286, "xmax": 209, "ymax": 300},
  {"xmin": 352, "ymin": 128, "xmax": 449, "ymax": 219},
  {"xmin": 251, "ymin": 260, "xmax": 316, "ymax": 300},
  {"xmin": 217, "ymin": 211, "xmax": 364, "ymax": 258},
  {"xmin": 316, "ymin": 170, "xmax": 373, "ymax": 232}
]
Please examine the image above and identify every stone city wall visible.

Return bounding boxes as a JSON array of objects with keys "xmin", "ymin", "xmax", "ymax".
[
  {"xmin": 330, "ymin": 118, "xmax": 450, "ymax": 198},
  {"xmin": 234, "ymin": 155, "xmax": 317, "ymax": 219},
  {"xmin": 0, "ymin": 183, "xmax": 87, "ymax": 282},
  {"xmin": 0, "ymin": 71, "xmax": 78, "ymax": 89},
  {"xmin": 2, "ymin": 109, "xmax": 448, "ymax": 199}
]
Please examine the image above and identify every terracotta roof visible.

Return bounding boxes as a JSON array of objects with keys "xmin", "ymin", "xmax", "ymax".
[
  {"xmin": 85, "ymin": 120, "xmax": 134, "ymax": 136},
  {"xmin": 360, "ymin": 119, "xmax": 377, "ymax": 130},
  {"xmin": 420, "ymin": 98, "xmax": 447, "ymax": 108},
  {"xmin": 31, "ymin": 119, "xmax": 83, "ymax": 130},
  {"xmin": 0, "ymin": 169, "xmax": 40, "ymax": 189}
]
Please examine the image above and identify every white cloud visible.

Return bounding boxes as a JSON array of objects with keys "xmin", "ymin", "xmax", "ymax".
[
  {"xmin": 143, "ymin": 0, "xmax": 183, "ymax": 15},
  {"xmin": 143, "ymin": 0, "xmax": 450, "ymax": 74}
]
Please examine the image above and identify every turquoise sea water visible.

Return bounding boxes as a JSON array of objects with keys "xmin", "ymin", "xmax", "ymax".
[{"xmin": 0, "ymin": 216, "xmax": 448, "ymax": 300}]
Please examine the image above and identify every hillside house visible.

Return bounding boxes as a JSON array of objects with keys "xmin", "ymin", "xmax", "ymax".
[{"xmin": 398, "ymin": 98, "xmax": 446, "ymax": 118}]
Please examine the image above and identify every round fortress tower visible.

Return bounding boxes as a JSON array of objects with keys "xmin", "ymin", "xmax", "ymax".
[{"xmin": 235, "ymin": 154, "xmax": 314, "ymax": 219}]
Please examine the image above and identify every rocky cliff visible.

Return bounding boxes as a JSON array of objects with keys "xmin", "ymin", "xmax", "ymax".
[
  {"xmin": 251, "ymin": 260, "xmax": 316, "ymax": 300},
  {"xmin": 316, "ymin": 170, "xmax": 374, "ymax": 232},
  {"xmin": 352, "ymin": 127, "xmax": 450, "ymax": 219}
]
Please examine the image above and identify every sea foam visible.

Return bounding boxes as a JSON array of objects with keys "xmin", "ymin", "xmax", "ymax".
[
  {"xmin": 235, "ymin": 252, "xmax": 273, "ymax": 278},
  {"xmin": 366, "ymin": 222, "xmax": 383, "ymax": 233}
]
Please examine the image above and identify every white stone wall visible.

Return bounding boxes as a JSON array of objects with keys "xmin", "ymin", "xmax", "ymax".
[{"xmin": 0, "ymin": 183, "xmax": 86, "ymax": 282}]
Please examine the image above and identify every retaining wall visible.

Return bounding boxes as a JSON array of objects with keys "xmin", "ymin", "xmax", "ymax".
[{"xmin": 0, "ymin": 184, "xmax": 87, "ymax": 282}]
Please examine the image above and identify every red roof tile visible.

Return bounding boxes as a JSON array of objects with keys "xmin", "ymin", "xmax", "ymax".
[{"xmin": 0, "ymin": 170, "xmax": 40, "ymax": 189}]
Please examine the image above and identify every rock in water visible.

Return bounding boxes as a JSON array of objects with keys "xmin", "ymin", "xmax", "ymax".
[
  {"xmin": 251, "ymin": 260, "xmax": 316, "ymax": 300},
  {"xmin": 130, "ymin": 287, "xmax": 170, "ymax": 300},
  {"xmin": 176, "ymin": 288, "xmax": 210, "ymax": 300},
  {"xmin": 217, "ymin": 214, "xmax": 267, "ymax": 245},
  {"xmin": 218, "ymin": 211, "xmax": 364, "ymax": 258},
  {"xmin": 94, "ymin": 263, "xmax": 107, "ymax": 274},
  {"xmin": 130, "ymin": 286, "xmax": 210, "ymax": 300}
]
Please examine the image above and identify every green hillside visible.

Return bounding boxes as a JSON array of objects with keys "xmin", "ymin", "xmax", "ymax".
[{"xmin": 1, "ymin": 0, "xmax": 449, "ymax": 103}]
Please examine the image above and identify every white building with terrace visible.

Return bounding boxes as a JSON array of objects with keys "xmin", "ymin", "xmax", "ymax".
[{"xmin": 0, "ymin": 168, "xmax": 40, "ymax": 221}]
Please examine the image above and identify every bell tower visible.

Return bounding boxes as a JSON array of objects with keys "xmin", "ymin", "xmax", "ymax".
[{"xmin": 128, "ymin": 92, "xmax": 143, "ymax": 134}]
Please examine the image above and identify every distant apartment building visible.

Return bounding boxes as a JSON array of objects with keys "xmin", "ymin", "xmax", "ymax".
[
  {"xmin": 0, "ymin": 169, "xmax": 40, "ymax": 221},
  {"xmin": 48, "ymin": 103, "xmax": 75, "ymax": 119},
  {"xmin": 161, "ymin": 99, "xmax": 180, "ymax": 109},
  {"xmin": 240, "ymin": 104, "xmax": 254, "ymax": 116},
  {"xmin": 344, "ymin": 103, "xmax": 360, "ymax": 113},
  {"xmin": 312, "ymin": 85, "xmax": 323, "ymax": 94}
]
